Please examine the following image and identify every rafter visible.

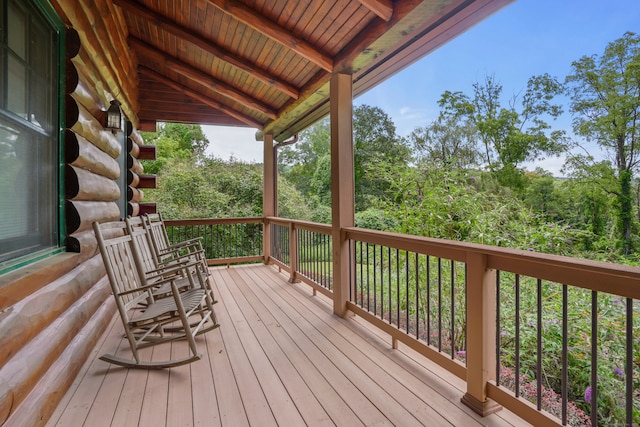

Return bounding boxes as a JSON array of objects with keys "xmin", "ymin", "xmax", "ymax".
[
  {"xmin": 139, "ymin": 67, "xmax": 264, "ymax": 129},
  {"xmin": 358, "ymin": 0, "xmax": 393, "ymax": 21},
  {"xmin": 112, "ymin": 0, "xmax": 299, "ymax": 99},
  {"xmin": 130, "ymin": 37, "xmax": 277, "ymax": 120},
  {"xmin": 205, "ymin": 0, "xmax": 333, "ymax": 72}
]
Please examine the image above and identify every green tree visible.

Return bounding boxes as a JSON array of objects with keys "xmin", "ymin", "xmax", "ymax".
[
  {"xmin": 409, "ymin": 114, "xmax": 478, "ymax": 168},
  {"xmin": 354, "ymin": 105, "xmax": 411, "ymax": 210},
  {"xmin": 438, "ymin": 74, "xmax": 567, "ymax": 191},
  {"xmin": 278, "ymin": 119, "xmax": 330, "ymax": 197},
  {"xmin": 278, "ymin": 105, "xmax": 410, "ymax": 211},
  {"xmin": 146, "ymin": 156, "xmax": 311, "ymax": 220},
  {"xmin": 565, "ymin": 32, "xmax": 640, "ymax": 254},
  {"xmin": 141, "ymin": 123, "xmax": 210, "ymax": 174}
]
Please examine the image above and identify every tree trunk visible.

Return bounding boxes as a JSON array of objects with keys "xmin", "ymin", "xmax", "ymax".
[{"xmin": 617, "ymin": 169, "xmax": 633, "ymax": 255}]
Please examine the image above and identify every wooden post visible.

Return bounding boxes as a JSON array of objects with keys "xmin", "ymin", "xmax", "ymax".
[
  {"xmin": 330, "ymin": 73, "xmax": 355, "ymax": 317},
  {"xmin": 263, "ymin": 133, "xmax": 275, "ymax": 264},
  {"xmin": 462, "ymin": 252, "xmax": 502, "ymax": 416}
]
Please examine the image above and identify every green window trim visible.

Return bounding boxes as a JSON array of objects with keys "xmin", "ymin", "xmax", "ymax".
[{"xmin": 0, "ymin": 0, "xmax": 66, "ymax": 276}]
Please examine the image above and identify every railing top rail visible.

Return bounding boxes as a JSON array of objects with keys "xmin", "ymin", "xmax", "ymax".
[
  {"xmin": 265, "ymin": 217, "xmax": 331, "ymax": 234},
  {"xmin": 164, "ymin": 217, "xmax": 264, "ymax": 226},
  {"xmin": 344, "ymin": 226, "xmax": 640, "ymax": 299}
]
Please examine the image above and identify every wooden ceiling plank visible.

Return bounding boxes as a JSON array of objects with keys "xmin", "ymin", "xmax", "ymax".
[
  {"xmin": 205, "ymin": 0, "xmax": 334, "ymax": 72},
  {"xmin": 139, "ymin": 66, "xmax": 263, "ymax": 128},
  {"xmin": 130, "ymin": 37, "xmax": 277, "ymax": 119},
  {"xmin": 314, "ymin": 0, "xmax": 364, "ymax": 53},
  {"xmin": 113, "ymin": 0, "xmax": 299, "ymax": 99},
  {"xmin": 358, "ymin": 0, "xmax": 393, "ymax": 21}
]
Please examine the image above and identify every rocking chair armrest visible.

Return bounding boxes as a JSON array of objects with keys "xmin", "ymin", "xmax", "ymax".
[
  {"xmin": 158, "ymin": 243, "xmax": 204, "ymax": 258},
  {"xmin": 142, "ymin": 258, "xmax": 190, "ymax": 277},
  {"xmin": 155, "ymin": 249, "xmax": 206, "ymax": 268},
  {"xmin": 161, "ymin": 237, "xmax": 204, "ymax": 255},
  {"xmin": 145, "ymin": 259, "xmax": 202, "ymax": 281},
  {"xmin": 161, "ymin": 238, "xmax": 203, "ymax": 252},
  {"xmin": 118, "ymin": 271, "xmax": 190, "ymax": 295}
]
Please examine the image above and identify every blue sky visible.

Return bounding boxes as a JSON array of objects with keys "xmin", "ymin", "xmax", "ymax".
[{"xmin": 204, "ymin": 0, "xmax": 640, "ymax": 173}]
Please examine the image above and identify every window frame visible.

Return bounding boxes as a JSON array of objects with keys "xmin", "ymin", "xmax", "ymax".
[{"xmin": 0, "ymin": 0, "xmax": 66, "ymax": 275}]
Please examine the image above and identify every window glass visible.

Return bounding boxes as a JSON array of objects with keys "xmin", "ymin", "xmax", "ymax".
[
  {"xmin": 7, "ymin": 2, "xmax": 25, "ymax": 59},
  {"xmin": 7, "ymin": 55, "xmax": 26, "ymax": 118},
  {"xmin": 0, "ymin": 0, "xmax": 61, "ymax": 266},
  {"xmin": 30, "ymin": 73, "xmax": 50, "ymax": 130}
]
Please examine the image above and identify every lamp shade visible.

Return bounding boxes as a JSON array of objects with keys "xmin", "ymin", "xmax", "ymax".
[{"xmin": 106, "ymin": 100, "xmax": 122, "ymax": 130}]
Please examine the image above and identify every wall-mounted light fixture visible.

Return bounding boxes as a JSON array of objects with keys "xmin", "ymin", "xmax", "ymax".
[{"xmin": 105, "ymin": 100, "xmax": 122, "ymax": 132}]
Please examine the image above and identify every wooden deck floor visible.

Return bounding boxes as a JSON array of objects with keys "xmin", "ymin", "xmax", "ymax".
[{"xmin": 48, "ymin": 264, "xmax": 529, "ymax": 427}]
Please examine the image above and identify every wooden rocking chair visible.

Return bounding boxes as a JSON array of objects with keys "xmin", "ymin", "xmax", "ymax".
[
  {"xmin": 141, "ymin": 213, "xmax": 217, "ymax": 302},
  {"xmin": 93, "ymin": 220, "xmax": 218, "ymax": 369},
  {"xmin": 124, "ymin": 216, "xmax": 219, "ymax": 312}
]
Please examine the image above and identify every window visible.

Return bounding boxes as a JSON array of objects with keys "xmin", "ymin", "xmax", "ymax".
[{"xmin": 0, "ymin": 0, "xmax": 64, "ymax": 268}]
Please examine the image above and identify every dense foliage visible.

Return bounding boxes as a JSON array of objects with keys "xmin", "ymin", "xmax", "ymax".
[
  {"xmin": 141, "ymin": 124, "xmax": 310, "ymax": 221},
  {"xmin": 565, "ymin": 32, "xmax": 640, "ymax": 255}
]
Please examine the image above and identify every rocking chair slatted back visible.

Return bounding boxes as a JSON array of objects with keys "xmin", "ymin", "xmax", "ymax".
[
  {"xmin": 140, "ymin": 214, "xmax": 217, "ymax": 303},
  {"xmin": 93, "ymin": 221, "xmax": 148, "ymax": 309},
  {"xmin": 144, "ymin": 213, "xmax": 173, "ymax": 260},
  {"xmin": 125, "ymin": 216, "xmax": 157, "ymax": 276}
]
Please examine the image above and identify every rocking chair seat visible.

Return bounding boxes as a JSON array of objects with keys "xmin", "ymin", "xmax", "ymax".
[{"xmin": 133, "ymin": 288, "xmax": 206, "ymax": 324}]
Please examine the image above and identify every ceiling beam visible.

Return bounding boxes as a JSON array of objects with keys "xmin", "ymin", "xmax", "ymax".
[
  {"xmin": 205, "ymin": 0, "xmax": 333, "ymax": 72},
  {"xmin": 358, "ymin": 0, "xmax": 393, "ymax": 21},
  {"xmin": 112, "ymin": 0, "xmax": 299, "ymax": 100},
  {"xmin": 130, "ymin": 37, "xmax": 277, "ymax": 119},
  {"xmin": 139, "ymin": 66, "xmax": 264, "ymax": 129}
]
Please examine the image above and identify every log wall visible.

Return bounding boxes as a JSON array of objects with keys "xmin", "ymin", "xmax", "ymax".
[{"xmin": 0, "ymin": 0, "xmax": 156, "ymax": 424}]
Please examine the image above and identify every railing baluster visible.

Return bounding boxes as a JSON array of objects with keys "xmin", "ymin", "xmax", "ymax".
[
  {"xmin": 395, "ymin": 249, "xmax": 399, "ymax": 326},
  {"xmin": 626, "ymin": 297, "xmax": 633, "ymax": 427},
  {"xmin": 415, "ymin": 253, "xmax": 419, "ymax": 339},
  {"xmin": 348, "ymin": 239, "xmax": 352, "ymax": 300},
  {"xmin": 313, "ymin": 230, "xmax": 317, "ymax": 283},
  {"xmin": 326, "ymin": 232, "xmax": 330, "ymax": 288},
  {"xmin": 366, "ymin": 242, "xmax": 370, "ymax": 312},
  {"xmin": 451, "ymin": 259, "xmax": 455, "ymax": 359},
  {"xmin": 496, "ymin": 271, "xmax": 501, "ymax": 387},
  {"xmin": 438, "ymin": 257, "xmax": 442, "ymax": 353},
  {"xmin": 359, "ymin": 241, "xmax": 363, "ymax": 306},
  {"xmin": 515, "ymin": 274, "xmax": 520, "ymax": 398},
  {"xmin": 591, "ymin": 290, "xmax": 598, "ymax": 427},
  {"xmin": 389, "ymin": 247, "xmax": 393, "ymax": 324},
  {"xmin": 536, "ymin": 278, "xmax": 542, "ymax": 411},
  {"xmin": 373, "ymin": 244, "xmax": 377, "ymax": 315},
  {"xmin": 406, "ymin": 252, "xmax": 409, "ymax": 334},
  {"xmin": 562, "ymin": 284, "xmax": 568, "ymax": 425},
  {"xmin": 427, "ymin": 255, "xmax": 431, "ymax": 347}
]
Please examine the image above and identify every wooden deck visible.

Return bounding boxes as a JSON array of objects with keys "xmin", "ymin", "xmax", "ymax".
[{"xmin": 48, "ymin": 264, "xmax": 529, "ymax": 427}]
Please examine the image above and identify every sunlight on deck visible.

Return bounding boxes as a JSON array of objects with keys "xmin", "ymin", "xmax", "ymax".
[{"xmin": 48, "ymin": 264, "xmax": 529, "ymax": 426}]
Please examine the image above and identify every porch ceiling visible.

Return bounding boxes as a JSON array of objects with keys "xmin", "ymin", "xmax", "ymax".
[{"xmin": 114, "ymin": 0, "xmax": 512, "ymax": 140}]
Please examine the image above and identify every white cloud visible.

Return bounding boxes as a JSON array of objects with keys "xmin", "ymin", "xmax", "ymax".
[{"xmin": 202, "ymin": 125, "xmax": 262, "ymax": 163}]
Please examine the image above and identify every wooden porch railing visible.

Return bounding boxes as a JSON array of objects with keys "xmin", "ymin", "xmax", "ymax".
[
  {"xmin": 165, "ymin": 216, "xmax": 640, "ymax": 426},
  {"xmin": 164, "ymin": 217, "xmax": 263, "ymax": 266}
]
